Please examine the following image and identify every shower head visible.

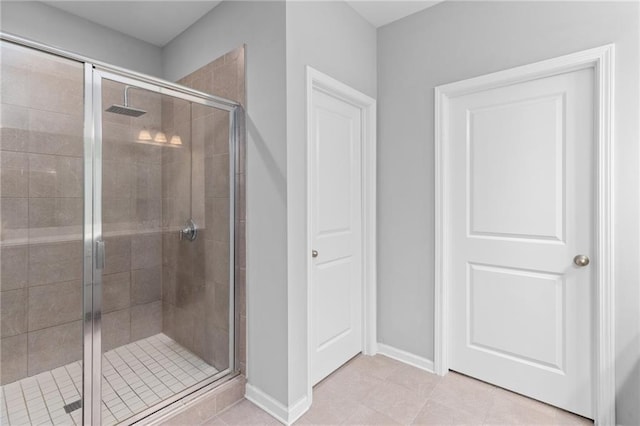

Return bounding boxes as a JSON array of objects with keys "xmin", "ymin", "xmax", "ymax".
[
  {"xmin": 105, "ymin": 104, "xmax": 147, "ymax": 117},
  {"xmin": 105, "ymin": 85, "xmax": 147, "ymax": 117}
]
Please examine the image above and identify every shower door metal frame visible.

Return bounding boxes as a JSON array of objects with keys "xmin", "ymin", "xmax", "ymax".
[
  {"xmin": 0, "ymin": 32, "xmax": 242, "ymax": 426},
  {"xmin": 90, "ymin": 68, "xmax": 240, "ymax": 425}
]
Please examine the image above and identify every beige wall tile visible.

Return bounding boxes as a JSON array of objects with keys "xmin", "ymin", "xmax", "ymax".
[
  {"xmin": 209, "ymin": 327, "xmax": 229, "ymax": 371},
  {"xmin": 205, "ymin": 155, "xmax": 229, "ymax": 199},
  {"xmin": 103, "ymin": 159, "xmax": 132, "ymax": 199},
  {"xmin": 28, "ymin": 198, "xmax": 82, "ymax": 228},
  {"xmin": 162, "ymin": 266, "xmax": 177, "ymax": 306},
  {"xmin": 212, "ymin": 63, "xmax": 239, "ymax": 102},
  {"xmin": 0, "ymin": 333, "xmax": 27, "ymax": 385},
  {"xmin": 131, "ymin": 300, "xmax": 162, "ymax": 341},
  {"xmin": 28, "ymin": 153, "xmax": 56, "ymax": 197},
  {"xmin": 0, "ymin": 128, "xmax": 29, "ymax": 152},
  {"xmin": 1, "ymin": 289, "xmax": 27, "ymax": 337},
  {"xmin": 26, "ymin": 151, "xmax": 82, "ymax": 201},
  {"xmin": 103, "ymin": 198, "xmax": 131, "ymax": 226},
  {"xmin": 131, "ymin": 233, "xmax": 162, "ymax": 269},
  {"xmin": 102, "ymin": 121, "xmax": 134, "ymax": 144},
  {"xmin": 28, "ymin": 70, "xmax": 83, "ymax": 116},
  {"xmin": 131, "ymin": 266, "xmax": 162, "ymax": 305},
  {"xmin": 134, "ymin": 162, "xmax": 162, "ymax": 199},
  {"xmin": 1, "ymin": 151, "xmax": 28, "ymax": 198},
  {"xmin": 55, "ymin": 156, "xmax": 82, "ymax": 197},
  {"xmin": 28, "ymin": 197, "xmax": 55, "ymax": 227},
  {"xmin": 1, "ymin": 245, "xmax": 28, "ymax": 290},
  {"xmin": 55, "ymin": 198, "xmax": 82, "ymax": 226},
  {"xmin": 103, "ymin": 271, "xmax": 131, "ymax": 313},
  {"xmin": 170, "ymin": 303, "xmax": 195, "ymax": 349},
  {"xmin": 0, "ymin": 104, "xmax": 29, "ymax": 131},
  {"xmin": 161, "ymin": 45, "xmax": 245, "ymax": 375},
  {"xmin": 103, "ymin": 138, "xmax": 133, "ymax": 162},
  {"xmin": 28, "ymin": 109, "xmax": 82, "ymax": 157},
  {"xmin": 212, "ymin": 110, "xmax": 231, "ymax": 157},
  {"xmin": 131, "ymin": 198, "xmax": 162, "ymax": 228},
  {"xmin": 0, "ymin": 198, "xmax": 28, "ymax": 240},
  {"xmin": 27, "ymin": 320, "xmax": 82, "ymax": 376},
  {"xmin": 211, "ymin": 241, "xmax": 230, "ymax": 286},
  {"xmin": 29, "ymin": 241, "xmax": 82, "ymax": 286},
  {"xmin": 212, "ymin": 280, "xmax": 229, "ymax": 331},
  {"xmin": 103, "ymin": 236, "xmax": 131, "ymax": 275},
  {"xmin": 175, "ymin": 270, "xmax": 202, "ymax": 310},
  {"xmin": 102, "ymin": 308, "xmax": 131, "ymax": 352},
  {"xmin": 1, "ymin": 66, "xmax": 29, "ymax": 107},
  {"xmin": 205, "ymin": 197, "xmax": 230, "ymax": 243},
  {"xmin": 237, "ymin": 314, "xmax": 246, "ymax": 368},
  {"xmin": 131, "ymin": 142, "xmax": 163, "ymax": 165},
  {"xmin": 28, "ymin": 280, "xmax": 82, "ymax": 331}
]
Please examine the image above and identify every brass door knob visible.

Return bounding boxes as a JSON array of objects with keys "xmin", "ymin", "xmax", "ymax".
[
  {"xmin": 573, "ymin": 254, "xmax": 590, "ymax": 267},
  {"xmin": 312, "ymin": 250, "xmax": 318, "ymax": 258}
]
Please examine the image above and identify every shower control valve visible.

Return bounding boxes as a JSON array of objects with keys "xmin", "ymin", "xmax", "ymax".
[{"xmin": 179, "ymin": 219, "xmax": 198, "ymax": 242}]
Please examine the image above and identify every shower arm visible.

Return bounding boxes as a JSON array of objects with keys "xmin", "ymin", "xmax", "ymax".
[{"xmin": 123, "ymin": 85, "xmax": 132, "ymax": 107}]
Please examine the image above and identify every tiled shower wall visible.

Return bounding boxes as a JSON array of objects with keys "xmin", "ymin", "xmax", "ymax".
[
  {"xmin": 101, "ymin": 80, "xmax": 166, "ymax": 353},
  {"xmin": 0, "ymin": 46, "xmax": 85, "ymax": 385},
  {"xmin": 0, "ymin": 42, "xmax": 245, "ymax": 386},
  {"xmin": 165, "ymin": 45, "xmax": 246, "ymax": 373}
]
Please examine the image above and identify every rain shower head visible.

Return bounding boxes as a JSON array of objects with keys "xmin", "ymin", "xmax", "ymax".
[
  {"xmin": 105, "ymin": 85, "xmax": 147, "ymax": 117},
  {"xmin": 105, "ymin": 104, "xmax": 147, "ymax": 117}
]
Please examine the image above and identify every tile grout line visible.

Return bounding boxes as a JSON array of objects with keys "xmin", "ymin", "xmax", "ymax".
[
  {"xmin": 146, "ymin": 335, "xmax": 205, "ymax": 384},
  {"xmin": 34, "ymin": 372, "xmax": 54, "ymax": 425},
  {"xmin": 1, "ymin": 333, "xmax": 220, "ymax": 426}
]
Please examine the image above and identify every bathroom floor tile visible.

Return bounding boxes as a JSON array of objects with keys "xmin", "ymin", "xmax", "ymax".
[
  {"xmin": 0, "ymin": 333, "xmax": 218, "ymax": 426},
  {"xmin": 196, "ymin": 354, "xmax": 593, "ymax": 426}
]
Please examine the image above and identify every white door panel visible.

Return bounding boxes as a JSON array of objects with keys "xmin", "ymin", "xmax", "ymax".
[
  {"xmin": 450, "ymin": 68, "xmax": 594, "ymax": 417},
  {"xmin": 311, "ymin": 90, "xmax": 363, "ymax": 384}
]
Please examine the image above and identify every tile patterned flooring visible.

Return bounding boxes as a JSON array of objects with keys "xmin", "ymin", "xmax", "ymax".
[
  {"xmin": 1, "ymin": 333, "xmax": 218, "ymax": 426},
  {"xmin": 199, "ymin": 354, "xmax": 593, "ymax": 425}
]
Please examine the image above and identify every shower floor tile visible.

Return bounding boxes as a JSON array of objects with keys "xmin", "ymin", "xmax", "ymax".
[{"xmin": 1, "ymin": 333, "xmax": 218, "ymax": 426}]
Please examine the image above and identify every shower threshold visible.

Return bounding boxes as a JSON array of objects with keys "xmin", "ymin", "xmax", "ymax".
[{"xmin": 1, "ymin": 334, "xmax": 219, "ymax": 426}]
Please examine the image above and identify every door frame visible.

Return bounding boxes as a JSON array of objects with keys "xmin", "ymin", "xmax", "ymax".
[
  {"xmin": 434, "ymin": 45, "xmax": 615, "ymax": 425},
  {"xmin": 305, "ymin": 66, "xmax": 377, "ymax": 393}
]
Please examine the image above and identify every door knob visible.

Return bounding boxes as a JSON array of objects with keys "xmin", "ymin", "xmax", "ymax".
[
  {"xmin": 312, "ymin": 250, "xmax": 318, "ymax": 258},
  {"xmin": 573, "ymin": 254, "xmax": 590, "ymax": 267}
]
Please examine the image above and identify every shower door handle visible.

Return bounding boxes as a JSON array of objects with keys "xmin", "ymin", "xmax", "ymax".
[{"xmin": 95, "ymin": 240, "xmax": 105, "ymax": 270}]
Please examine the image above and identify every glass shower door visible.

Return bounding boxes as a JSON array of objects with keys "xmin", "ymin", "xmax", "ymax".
[
  {"xmin": 0, "ymin": 41, "xmax": 86, "ymax": 425},
  {"xmin": 1, "ymin": 36, "xmax": 239, "ymax": 426},
  {"xmin": 95, "ymin": 72, "xmax": 235, "ymax": 425}
]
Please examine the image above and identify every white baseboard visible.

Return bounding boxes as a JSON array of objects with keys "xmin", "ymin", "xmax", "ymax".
[
  {"xmin": 245, "ymin": 383, "xmax": 310, "ymax": 426},
  {"xmin": 376, "ymin": 343, "xmax": 435, "ymax": 373}
]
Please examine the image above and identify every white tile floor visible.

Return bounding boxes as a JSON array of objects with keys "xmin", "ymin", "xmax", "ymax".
[{"xmin": 1, "ymin": 333, "xmax": 218, "ymax": 426}]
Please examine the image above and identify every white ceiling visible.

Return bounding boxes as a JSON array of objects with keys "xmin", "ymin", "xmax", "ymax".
[
  {"xmin": 42, "ymin": 1, "xmax": 443, "ymax": 47},
  {"xmin": 42, "ymin": 1, "xmax": 222, "ymax": 47},
  {"xmin": 345, "ymin": 1, "xmax": 443, "ymax": 28}
]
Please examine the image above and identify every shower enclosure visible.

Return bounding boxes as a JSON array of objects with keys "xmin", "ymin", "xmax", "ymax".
[{"xmin": 0, "ymin": 34, "xmax": 241, "ymax": 425}]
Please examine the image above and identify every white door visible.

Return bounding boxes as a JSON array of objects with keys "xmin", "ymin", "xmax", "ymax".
[
  {"xmin": 449, "ymin": 68, "xmax": 594, "ymax": 417},
  {"xmin": 310, "ymin": 89, "xmax": 363, "ymax": 385}
]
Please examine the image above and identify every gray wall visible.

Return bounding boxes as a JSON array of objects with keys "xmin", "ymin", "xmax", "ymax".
[
  {"xmin": 163, "ymin": 1, "xmax": 290, "ymax": 406},
  {"xmin": 377, "ymin": 1, "xmax": 639, "ymax": 424},
  {"xmin": 285, "ymin": 1, "xmax": 377, "ymax": 404},
  {"xmin": 0, "ymin": 1, "xmax": 162, "ymax": 76}
]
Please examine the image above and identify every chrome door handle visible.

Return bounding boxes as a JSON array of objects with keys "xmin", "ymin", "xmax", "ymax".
[
  {"xmin": 96, "ymin": 240, "xmax": 105, "ymax": 270},
  {"xmin": 573, "ymin": 254, "xmax": 590, "ymax": 267},
  {"xmin": 312, "ymin": 250, "xmax": 318, "ymax": 258}
]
